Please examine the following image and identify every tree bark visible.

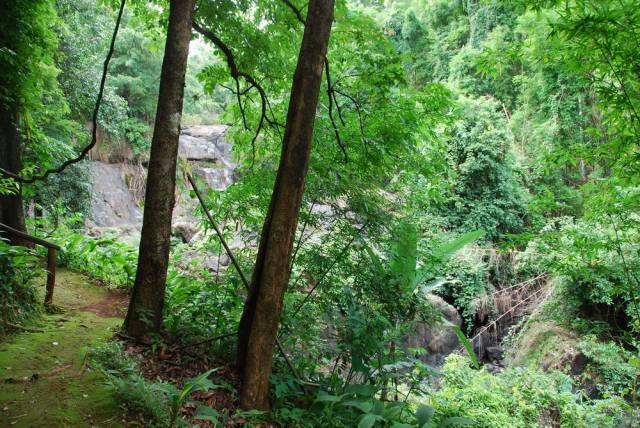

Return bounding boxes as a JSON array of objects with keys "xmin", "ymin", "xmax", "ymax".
[
  {"xmin": 0, "ymin": 102, "xmax": 27, "ymax": 245},
  {"xmin": 124, "ymin": 0, "xmax": 195, "ymax": 339},
  {"xmin": 237, "ymin": 0, "xmax": 334, "ymax": 411}
]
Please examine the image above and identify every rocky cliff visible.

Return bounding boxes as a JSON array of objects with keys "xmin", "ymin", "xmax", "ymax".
[{"xmin": 87, "ymin": 124, "xmax": 234, "ymax": 244}]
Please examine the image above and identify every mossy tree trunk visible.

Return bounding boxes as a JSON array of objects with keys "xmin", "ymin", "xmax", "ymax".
[
  {"xmin": 237, "ymin": 0, "xmax": 335, "ymax": 411},
  {"xmin": 124, "ymin": 0, "xmax": 195, "ymax": 339}
]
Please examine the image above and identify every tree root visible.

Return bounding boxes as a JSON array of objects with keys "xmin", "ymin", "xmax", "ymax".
[{"xmin": 4, "ymin": 322, "xmax": 44, "ymax": 333}]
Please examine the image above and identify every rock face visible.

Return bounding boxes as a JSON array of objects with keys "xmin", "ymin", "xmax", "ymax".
[
  {"xmin": 178, "ymin": 125, "xmax": 231, "ymax": 162},
  {"xmin": 88, "ymin": 125, "xmax": 235, "ymax": 243},
  {"xmin": 403, "ymin": 294, "xmax": 462, "ymax": 367},
  {"xmin": 88, "ymin": 162, "xmax": 142, "ymax": 228},
  {"xmin": 179, "ymin": 125, "xmax": 236, "ymax": 191}
]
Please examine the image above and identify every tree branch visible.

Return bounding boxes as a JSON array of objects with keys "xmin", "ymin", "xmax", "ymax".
[
  {"xmin": 192, "ymin": 20, "xmax": 272, "ymax": 167},
  {"xmin": 325, "ymin": 60, "xmax": 348, "ymax": 162},
  {"xmin": 279, "ymin": 0, "xmax": 306, "ymax": 24},
  {"xmin": 277, "ymin": 0, "xmax": 347, "ymax": 162}
]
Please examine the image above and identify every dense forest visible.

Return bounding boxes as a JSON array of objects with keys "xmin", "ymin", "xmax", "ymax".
[{"xmin": 1, "ymin": 0, "xmax": 639, "ymax": 426}]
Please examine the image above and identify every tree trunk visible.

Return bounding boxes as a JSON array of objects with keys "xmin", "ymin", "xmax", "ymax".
[
  {"xmin": 124, "ymin": 0, "xmax": 195, "ymax": 339},
  {"xmin": 237, "ymin": 0, "xmax": 334, "ymax": 411},
  {"xmin": 0, "ymin": 102, "xmax": 27, "ymax": 245}
]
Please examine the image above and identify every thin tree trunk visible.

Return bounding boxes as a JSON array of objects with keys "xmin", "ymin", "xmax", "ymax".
[
  {"xmin": 0, "ymin": 103, "xmax": 27, "ymax": 245},
  {"xmin": 237, "ymin": 0, "xmax": 334, "ymax": 411},
  {"xmin": 124, "ymin": 0, "xmax": 195, "ymax": 339}
]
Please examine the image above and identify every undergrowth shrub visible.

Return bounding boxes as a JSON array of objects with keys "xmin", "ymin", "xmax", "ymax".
[
  {"xmin": 163, "ymin": 249, "xmax": 245, "ymax": 347},
  {"xmin": 501, "ymin": 301, "xmax": 640, "ymax": 403},
  {"xmin": 520, "ymin": 217, "xmax": 640, "ymax": 334},
  {"xmin": 0, "ymin": 238, "xmax": 44, "ymax": 328},
  {"xmin": 51, "ymin": 226, "xmax": 137, "ymax": 288},
  {"xmin": 429, "ymin": 354, "xmax": 638, "ymax": 428},
  {"xmin": 438, "ymin": 257, "xmax": 491, "ymax": 333},
  {"xmin": 91, "ymin": 341, "xmax": 246, "ymax": 427},
  {"xmin": 91, "ymin": 341, "xmax": 178, "ymax": 426},
  {"xmin": 271, "ymin": 374, "xmax": 473, "ymax": 428},
  {"xmin": 576, "ymin": 336, "xmax": 639, "ymax": 399}
]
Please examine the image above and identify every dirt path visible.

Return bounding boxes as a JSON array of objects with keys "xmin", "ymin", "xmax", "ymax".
[{"xmin": 0, "ymin": 269, "xmax": 128, "ymax": 427}]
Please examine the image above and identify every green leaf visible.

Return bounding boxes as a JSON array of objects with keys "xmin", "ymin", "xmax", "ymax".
[
  {"xmin": 341, "ymin": 400, "xmax": 374, "ymax": 414},
  {"xmin": 415, "ymin": 404, "xmax": 435, "ymax": 425},
  {"xmin": 447, "ymin": 322, "xmax": 480, "ymax": 369},
  {"xmin": 366, "ymin": 245, "xmax": 385, "ymax": 275},
  {"xmin": 344, "ymin": 384, "xmax": 379, "ymax": 397},
  {"xmin": 433, "ymin": 230, "xmax": 485, "ymax": 259},
  {"xmin": 315, "ymin": 392, "xmax": 343, "ymax": 403},
  {"xmin": 358, "ymin": 413, "xmax": 382, "ymax": 428},
  {"xmin": 193, "ymin": 405, "xmax": 220, "ymax": 422}
]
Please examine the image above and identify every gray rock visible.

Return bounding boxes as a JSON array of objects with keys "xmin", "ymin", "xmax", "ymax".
[
  {"xmin": 178, "ymin": 125, "xmax": 231, "ymax": 163},
  {"xmin": 485, "ymin": 346, "xmax": 504, "ymax": 363},
  {"xmin": 403, "ymin": 294, "xmax": 462, "ymax": 367},
  {"xmin": 88, "ymin": 125, "xmax": 237, "ymax": 245},
  {"xmin": 195, "ymin": 166, "xmax": 235, "ymax": 191},
  {"xmin": 87, "ymin": 162, "xmax": 142, "ymax": 228},
  {"xmin": 173, "ymin": 221, "xmax": 198, "ymax": 243}
]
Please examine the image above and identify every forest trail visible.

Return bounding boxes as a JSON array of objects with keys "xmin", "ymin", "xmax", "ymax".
[{"xmin": 0, "ymin": 269, "xmax": 128, "ymax": 427}]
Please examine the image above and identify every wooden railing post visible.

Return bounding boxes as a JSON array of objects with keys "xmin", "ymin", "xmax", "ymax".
[
  {"xmin": 0, "ymin": 222, "xmax": 61, "ymax": 306},
  {"xmin": 44, "ymin": 247, "xmax": 56, "ymax": 306}
]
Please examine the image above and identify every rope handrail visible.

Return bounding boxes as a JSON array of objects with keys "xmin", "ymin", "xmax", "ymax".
[
  {"xmin": 484, "ymin": 273, "xmax": 548, "ymax": 297},
  {"xmin": 467, "ymin": 282, "xmax": 552, "ymax": 347}
]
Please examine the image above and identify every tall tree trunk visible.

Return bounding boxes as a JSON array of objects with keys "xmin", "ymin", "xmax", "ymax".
[
  {"xmin": 0, "ymin": 102, "xmax": 27, "ymax": 245},
  {"xmin": 124, "ymin": 0, "xmax": 195, "ymax": 339},
  {"xmin": 237, "ymin": 0, "xmax": 334, "ymax": 411}
]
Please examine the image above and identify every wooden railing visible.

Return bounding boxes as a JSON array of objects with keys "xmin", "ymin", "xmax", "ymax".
[{"xmin": 0, "ymin": 223, "xmax": 61, "ymax": 305}]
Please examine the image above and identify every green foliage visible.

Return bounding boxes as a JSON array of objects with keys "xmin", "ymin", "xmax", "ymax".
[
  {"xmin": 163, "ymin": 253, "xmax": 245, "ymax": 347},
  {"xmin": 0, "ymin": 0, "xmax": 59, "ymax": 110},
  {"xmin": 7, "ymin": 0, "xmax": 640, "ymax": 425},
  {"xmin": 91, "ymin": 341, "xmax": 235, "ymax": 427},
  {"xmin": 521, "ymin": 215, "xmax": 640, "ymax": 333},
  {"xmin": 441, "ymin": 96, "xmax": 528, "ymax": 240},
  {"xmin": 272, "ymin": 380, "xmax": 472, "ymax": 428},
  {"xmin": 577, "ymin": 336, "xmax": 639, "ymax": 399},
  {"xmin": 0, "ymin": 238, "xmax": 44, "ymax": 327},
  {"xmin": 438, "ymin": 257, "xmax": 491, "ymax": 332},
  {"xmin": 51, "ymin": 225, "xmax": 137, "ymax": 288},
  {"xmin": 0, "ymin": 178, "xmax": 18, "ymax": 196},
  {"xmin": 90, "ymin": 340, "xmax": 139, "ymax": 376},
  {"xmin": 108, "ymin": 374, "xmax": 177, "ymax": 427},
  {"xmin": 33, "ymin": 160, "xmax": 93, "ymax": 220},
  {"xmin": 326, "ymin": 223, "xmax": 483, "ymax": 383},
  {"xmin": 91, "ymin": 341, "xmax": 176, "ymax": 426},
  {"xmin": 429, "ymin": 354, "xmax": 637, "ymax": 428}
]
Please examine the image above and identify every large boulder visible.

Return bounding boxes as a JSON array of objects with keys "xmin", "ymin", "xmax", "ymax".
[
  {"xmin": 403, "ymin": 294, "xmax": 462, "ymax": 367},
  {"xmin": 179, "ymin": 125, "xmax": 237, "ymax": 191},
  {"xmin": 178, "ymin": 125, "xmax": 232, "ymax": 163}
]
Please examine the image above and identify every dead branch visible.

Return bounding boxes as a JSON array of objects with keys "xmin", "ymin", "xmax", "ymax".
[
  {"xmin": 177, "ymin": 331, "xmax": 238, "ymax": 351},
  {"xmin": 4, "ymin": 322, "xmax": 44, "ymax": 333},
  {"xmin": 186, "ymin": 172, "xmax": 306, "ymax": 388}
]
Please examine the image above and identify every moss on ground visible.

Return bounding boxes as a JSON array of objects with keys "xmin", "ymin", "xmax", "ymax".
[
  {"xmin": 0, "ymin": 268, "xmax": 127, "ymax": 427},
  {"xmin": 508, "ymin": 321, "xmax": 581, "ymax": 370}
]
